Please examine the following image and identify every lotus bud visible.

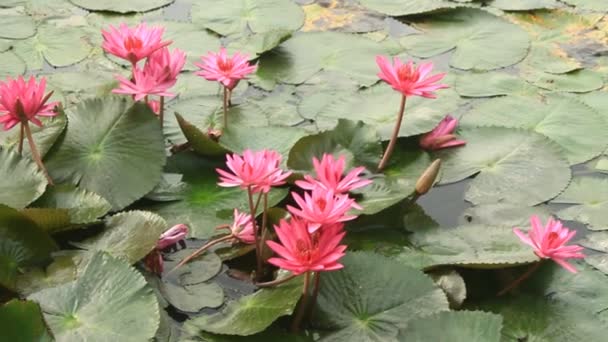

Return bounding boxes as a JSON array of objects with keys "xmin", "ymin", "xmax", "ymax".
[{"xmin": 415, "ymin": 159, "xmax": 441, "ymax": 196}]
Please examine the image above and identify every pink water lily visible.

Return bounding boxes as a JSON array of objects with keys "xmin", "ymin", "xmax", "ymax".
[
  {"xmin": 266, "ymin": 218, "xmax": 346, "ymax": 275},
  {"xmin": 146, "ymin": 47, "xmax": 186, "ymax": 84},
  {"xmin": 157, "ymin": 224, "xmax": 189, "ymax": 250},
  {"xmin": 113, "ymin": 66, "xmax": 175, "ymax": 101},
  {"xmin": 102, "ymin": 23, "xmax": 171, "ymax": 66},
  {"xmin": 420, "ymin": 115, "xmax": 466, "ymax": 151},
  {"xmin": 295, "ymin": 154, "xmax": 372, "ymax": 194},
  {"xmin": 195, "ymin": 48, "xmax": 257, "ymax": 90},
  {"xmin": 220, "ymin": 209, "xmax": 255, "ymax": 244},
  {"xmin": 376, "ymin": 56, "xmax": 448, "ymax": 98},
  {"xmin": 287, "ymin": 187, "xmax": 359, "ymax": 234},
  {"xmin": 0, "ymin": 76, "xmax": 58, "ymax": 131},
  {"xmin": 513, "ymin": 216, "xmax": 585, "ymax": 273},
  {"xmin": 216, "ymin": 149, "xmax": 291, "ymax": 194}
]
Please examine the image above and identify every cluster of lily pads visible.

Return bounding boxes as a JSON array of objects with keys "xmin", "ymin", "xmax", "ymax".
[{"xmin": 2, "ymin": 0, "xmax": 608, "ymax": 341}]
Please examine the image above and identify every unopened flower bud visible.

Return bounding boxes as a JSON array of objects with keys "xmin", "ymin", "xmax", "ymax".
[{"xmin": 415, "ymin": 159, "xmax": 441, "ymax": 196}]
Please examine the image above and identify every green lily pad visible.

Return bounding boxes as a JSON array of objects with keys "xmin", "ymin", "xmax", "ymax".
[
  {"xmin": 45, "ymin": 96, "xmax": 166, "ymax": 211},
  {"xmin": 488, "ymin": 0, "xmax": 559, "ymax": 10},
  {"xmin": 462, "ymin": 94, "xmax": 608, "ymax": 164},
  {"xmin": 226, "ymin": 29, "xmax": 292, "ymax": 57},
  {"xmin": 0, "ymin": 300, "xmax": 53, "ymax": 342},
  {"xmin": 13, "ymin": 23, "xmax": 93, "ymax": 69},
  {"xmin": 551, "ymin": 176, "xmax": 608, "ymax": 230},
  {"xmin": 0, "ymin": 147, "xmax": 47, "ymax": 209},
  {"xmin": 438, "ymin": 127, "xmax": 571, "ymax": 205},
  {"xmin": 191, "ymin": 0, "xmax": 304, "ymax": 36},
  {"xmin": 454, "ymin": 71, "xmax": 535, "ymax": 98},
  {"xmin": 395, "ymin": 224, "xmax": 537, "ymax": 269},
  {"xmin": 16, "ymin": 255, "xmax": 77, "ymax": 296},
  {"xmin": 1, "ymin": 111, "xmax": 66, "ymax": 159},
  {"xmin": 357, "ymin": 0, "xmax": 459, "ymax": 16},
  {"xmin": 31, "ymin": 184, "xmax": 111, "ymax": 225},
  {"xmin": 561, "ymin": 0, "xmax": 608, "ymax": 11},
  {"xmin": 29, "ymin": 252, "xmax": 160, "ymax": 341},
  {"xmin": 0, "ymin": 204, "xmax": 57, "ymax": 290},
  {"xmin": 146, "ymin": 152, "xmax": 288, "ymax": 238},
  {"xmin": 69, "ymin": 0, "xmax": 174, "ymax": 13},
  {"xmin": 175, "ymin": 112, "xmax": 228, "ymax": 157},
  {"xmin": 46, "ymin": 71, "xmax": 117, "ymax": 103},
  {"xmin": 429, "ymin": 269, "xmax": 467, "ymax": 309},
  {"xmin": 161, "ymin": 282, "xmax": 224, "ymax": 312},
  {"xmin": 0, "ymin": 10, "xmax": 36, "ymax": 39},
  {"xmin": 73, "ymin": 211, "xmax": 166, "ymax": 264},
  {"xmin": 401, "ymin": 9, "xmax": 530, "ymax": 70},
  {"xmin": 160, "ymin": 21, "xmax": 221, "ymax": 72},
  {"xmin": 313, "ymin": 252, "xmax": 448, "ymax": 342},
  {"xmin": 522, "ymin": 68, "xmax": 604, "ymax": 93},
  {"xmin": 398, "ymin": 311, "xmax": 502, "ymax": 342},
  {"xmin": 184, "ymin": 275, "xmax": 303, "ymax": 336},
  {"xmin": 0, "ymin": 51, "xmax": 26, "ymax": 76},
  {"xmin": 461, "ymin": 203, "xmax": 553, "ymax": 228}
]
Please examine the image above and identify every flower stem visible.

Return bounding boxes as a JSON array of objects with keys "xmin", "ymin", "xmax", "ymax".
[
  {"xmin": 497, "ymin": 261, "xmax": 543, "ymax": 296},
  {"xmin": 248, "ymin": 186, "xmax": 263, "ymax": 281},
  {"xmin": 23, "ymin": 121, "xmax": 53, "ymax": 185},
  {"xmin": 159, "ymin": 96, "xmax": 165, "ymax": 132},
  {"xmin": 291, "ymin": 271, "xmax": 311, "ymax": 333},
  {"xmin": 259, "ymin": 192, "xmax": 269, "ymax": 259},
  {"xmin": 222, "ymin": 86, "xmax": 228, "ymax": 129},
  {"xmin": 377, "ymin": 95, "xmax": 407, "ymax": 172},
  {"xmin": 144, "ymin": 95, "xmax": 149, "ymax": 104},
  {"xmin": 18, "ymin": 123, "xmax": 24, "ymax": 155},
  {"xmin": 170, "ymin": 234, "xmax": 233, "ymax": 273},
  {"xmin": 308, "ymin": 272, "xmax": 321, "ymax": 321},
  {"xmin": 255, "ymin": 273, "xmax": 298, "ymax": 288}
]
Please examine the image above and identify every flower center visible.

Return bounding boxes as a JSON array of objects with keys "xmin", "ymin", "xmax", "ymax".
[
  {"xmin": 397, "ymin": 64, "xmax": 418, "ymax": 82},
  {"xmin": 124, "ymin": 36, "xmax": 143, "ymax": 51},
  {"xmin": 296, "ymin": 238, "xmax": 318, "ymax": 262},
  {"xmin": 546, "ymin": 231, "xmax": 560, "ymax": 247},
  {"xmin": 316, "ymin": 198, "xmax": 327, "ymax": 211},
  {"xmin": 218, "ymin": 58, "xmax": 234, "ymax": 72}
]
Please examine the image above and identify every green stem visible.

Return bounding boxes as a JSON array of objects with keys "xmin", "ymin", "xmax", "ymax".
[
  {"xmin": 170, "ymin": 234, "xmax": 233, "ymax": 273},
  {"xmin": 159, "ymin": 96, "xmax": 165, "ymax": 131},
  {"xmin": 18, "ymin": 123, "xmax": 24, "ymax": 155},
  {"xmin": 377, "ymin": 95, "xmax": 407, "ymax": 172},
  {"xmin": 248, "ymin": 186, "xmax": 262, "ymax": 281},
  {"xmin": 255, "ymin": 273, "xmax": 297, "ymax": 288},
  {"xmin": 291, "ymin": 271, "xmax": 311, "ymax": 333},
  {"xmin": 259, "ymin": 192, "xmax": 269, "ymax": 259},
  {"xmin": 497, "ymin": 261, "xmax": 543, "ymax": 296},
  {"xmin": 222, "ymin": 86, "xmax": 228, "ymax": 129},
  {"xmin": 23, "ymin": 121, "xmax": 53, "ymax": 185}
]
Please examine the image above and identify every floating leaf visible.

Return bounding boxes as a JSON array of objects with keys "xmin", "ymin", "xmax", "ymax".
[
  {"xmin": 73, "ymin": 211, "xmax": 166, "ymax": 264},
  {"xmin": 395, "ymin": 224, "xmax": 537, "ymax": 269},
  {"xmin": 461, "ymin": 203, "xmax": 553, "ymax": 227},
  {"xmin": 429, "ymin": 269, "xmax": 467, "ymax": 309},
  {"xmin": 0, "ymin": 147, "xmax": 47, "ymax": 209},
  {"xmin": 357, "ymin": 0, "xmax": 459, "ymax": 16},
  {"xmin": 31, "ymin": 185, "xmax": 111, "ymax": 225},
  {"xmin": 0, "ymin": 10, "xmax": 36, "ymax": 39},
  {"xmin": 561, "ymin": 0, "xmax": 608, "ymax": 11},
  {"xmin": 401, "ymin": 9, "xmax": 530, "ymax": 70},
  {"xmin": 184, "ymin": 275, "xmax": 303, "ymax": 336},
  {"xmin": 313, "ymin": 252, "xmax": 448, "ymax": 341},
  {"xmin": 522, "ymin": 68, "xmax": 604, "ymax": 93},
  {"xmin": 69, "ymin": 0, "xmax": 174, "ymax": 13},
  {"xmin": 489, "ymin": 0, "xmax": 559, "ymax": 10},
  {"xmin": 398, "ymin": 311, "xmax": 502, "ymax": 342},
  {"xmin": 175, "ymin": 112, "xmax": 228, "ymax": 157},
  {"xmin": 191, "ymin": 0, "xmax": 304, "ymax": 36},
  {"xmin": 16, "ymin": 255, "xmax": 77, "ymax": 296},
  {"xmin": 226, "ymin": 29, "xmax": 293, "ymax": 57},
  {"xmin": 438, "ymin": 127, "xmax": 571, "ymax": 205},
  {"xmin": 0, "ymin": 204, "xmax": 57, "ymax": 290},
  {"xmin": 29, "ymin": 252, "xmax": 160, "ymax": 341},
  {"xmin": 462, "ymin": 94, "xmax": 608, "ymax": 164},
  {"xmin": 551, "ymin": 176, "xmax": 608, "ymax": 230},
  {"xmin": 0, "ymin": 300, "xmax": 53, "ymax": 342},
  {"xmin": 220, "ymin": 124, "xmax": 308, "ymax": 162},
  {"xmin": 0, "ymin": 112, "xmax": 67, "ymax": 159},
  {"xmin": 161, "ymin": 21, "xmax": 221, "ymax": 72},
  {"xmin": 161, "ymin": 282, "xmax": 224, "ymax": 312},
  {"xmin": 0, "ymin": 51, "xmax": 25, "ymax": 77},
  {"xmin": 45, "ymin": 96, "xmax": 166, "ymax": 211},
  {"xmin": 454, "ymin": 71, "xmax": 534, "ymax": 98}
]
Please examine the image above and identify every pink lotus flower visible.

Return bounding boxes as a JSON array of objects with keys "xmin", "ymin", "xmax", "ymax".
[
  {"xmin": 514, "ymin": 216, "xmax": 585, "ymax": 273},
  {"xmin": 287, "ymin": 187, "xmax": 359, "ymax": 234},
  {"xmin": 266, "ymin": 218, "xmax": 347, "ymax": 275},
  {"xmin": 218, "ymin": 209, "xmax": 255, "ymax": 244},
  {"xmin": 296, "ymin": 154, "xmax": 372, "ymax": 194},
  {"xmin": 146, "ymin": 47, "xmax": 186, "ymax": 84},
  {"xmin": 195, "ymin": 48, "xmax": 257, "ymax": 90},
  {"xmin": 102, "ymin": 23, "xmax": 172, "ymax": 66},
  {"xmin": 376, "ymin": 56, "xmax": 448, "ymax": 98},
  {"xmin": 216, "ymin": 149, "xmax": 292, "ymax": 193},
  {"xmin": 148, "ymin": 100, "xmax": 161, "ymax": 115},
  {"xmin": 0, "ymin": 76, "xmax": 58, "ymax": 131},
  {"xmin": 157, "ymin": 223, "xmax": 189, "ymax": 250},
  {"xmin": 419, "ymin": 115, "xmax": 466, "ymax": 150},
  {"xmin": 113, "ymin": 66, "xmax": 175, "ymax": 101}
]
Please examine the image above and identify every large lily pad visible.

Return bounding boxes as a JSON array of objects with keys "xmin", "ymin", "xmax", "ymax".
[
  {"xmin": 0, "ymin": 300, "xmax": 53, "ymax": 342},
  {"xmin": 0, "ymin": 112, "xmax": 67, "ymax": 159},
  {"xmin": 522, "ymin": 68, "xmax": 604, "ymax": 93},
  {"xmin": 73, "ymin": 211, "xmax": 166, "ymax": 264},
  {"xmin": 0, "ymin": 147, "xmax": 47, "ymax": 209},
  {"xmin": 184, "ymin": 275, "xmax": 303, "ymax": 336},
  {"xmin": 0, "ymin": 205, "xmax": 57, "ymax": 290},
  {"xmin": 561, "ymin": 0, "xmax": 608, "ymax": 11},
  {"xmin": 454, "ymin": 71, "xmax": 535, "ymax": 98},
  {"xmin": 29, "ymin": 252, "xmax": 160, "ymax": 341},
  {"xmin": 489, "ymin": 0, "xmax": 559, "ymax": 10},
  {"xmin": 220, "ymin": 124, "xmax": 308, "ymax": 162},
  {"xmin": 550, "ymin": 176, "xmax": 608, "ymax": 230},
  {"xmin": 357, "ymin": 0, "xmax": 459, "ymax": 16},
  {"xmin": 31, "ymin": 184, "xmax": 111, "ymax": 225},
  {"xmin": 191, "ymin": 0, "xmax": 304, "ymax": 36},
  {"xmin": 313, "ymin": 252, "xmax": 448, "ymax": 342},
  {"xmin": 0, "ymin": 10, "xmax": 36, "ymax": 39},
  {"xmin": 438, "ymin": 127, "xmax": 571, "ymax": 206},
  {"xmin": 401, "ymin": 9, "xmax": 530, "ymax": 70},
  {"xmin": 0, "ymin": 51, "xmax": 25, "ymax": 77},
  {"xmin": 160, "ymin": 21, "xmax": 221, "ymax": 72},
  {"xmin": 45, "ymin": 96, "xmax": 166, "ymax": 211},
  {"xmin": 398, "ymin": 311, "xmax": 502, "ymax": 342},
  {"xmin": 462, "ymin": 94, "xmax": 608, "ymax": 164},
  {"xmin": 69, "ymin": 0, "xmax": 174, "ymax": 13}
]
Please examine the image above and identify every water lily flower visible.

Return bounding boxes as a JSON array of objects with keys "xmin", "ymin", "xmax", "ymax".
[
  {"xmin": 266, "ymin": 218, "xmax": 347, "ymax": 275},
  {"xmin": 216, "ymin": 149, "xmax": 292, "ymax": 194},
  {"xmin": 419, "ymin": 115, "xmax": 466, "ymax": 151},
  {"xmin": 194, "ymin": 48, "xmax": 257, "ymax": 90},
  {"xmin": 113, "ymin": 66, "xmax": 175, "ymax": 101},
  {"xmin": 102, "ymin": 23, "xmax": 172, "ymax": 66},
  {"xmin": 287, "ymin": 187, "xmax": 359, "ymax": 234},
  {"xmin": 220, "ymin": 209, "xmax": 255, "ymax": 244},
  {"xmin": 146, "ymin": 47, "xmax": 186, "ymax": 84},
  {"xmin": 0, "ymin": 76, "xmax": 58, "ymax": 131},
  {"xmin": 513, "ymin": 216, "xmax": 585, "ymax": 273},
  {"xmin": 376, "ymin": 56, "xmax": 448, "ymax": 98},
  {"xmin": 157, "ymin": 224, "xmax": 189, "ymax": 250},
  {"xmin": 295, "ymin": 154, "xmax": 372, "ymax": 194}
]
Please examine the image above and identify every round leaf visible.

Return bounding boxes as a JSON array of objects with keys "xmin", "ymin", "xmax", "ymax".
[
  {"xmin": 45, "ymin": 96, "xmax": 166, "ymax": 211},
  {"xmin": 357, "ymin": 0, "xmax": 459, "ymax": 16},
  {"xmin": 0, "ymin": 51, "xmax": 25, "ymax": 77},
  {"xmin": 0, "ymin": 300, "xmax": 53, "ymax": 342},
  {"xmin": 398, "ymin": 311, "xmax": 503, "ymax": 342},
  {"xmin": 0, "ymin": 147, "xmax": 47, "ymax": 209},
  {"xmin": 69, "ymin": 0, "xmax": 174, "ymax": 13},
  {"xmin": 31, "ymin": 184, "xmax": 111, "ymax": 225},
  {"xmin": 0, "ymin": 11, "xmax": 36, "ymax": 39},
  {"xmin": 29, "ymin": 252, "xmax": 160, "ymax": 341},
  {"xmin": 551, "ymin": 176, "xmax": 608, "ymax": 230}
]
